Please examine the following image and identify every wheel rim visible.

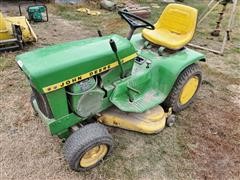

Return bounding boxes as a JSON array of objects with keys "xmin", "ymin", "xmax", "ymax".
[
  {"xmin": 80, "ymin": 144, "xmax": 108, "ymax": 168},
  {"xmin": 179, "ymin": 76, "xmax": 199, "ymax": 105}
]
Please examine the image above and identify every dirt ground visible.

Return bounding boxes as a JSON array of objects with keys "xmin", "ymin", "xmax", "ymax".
[{"xmin": 0, "ymin": 1, "xmax": 240, "ymax": 179}]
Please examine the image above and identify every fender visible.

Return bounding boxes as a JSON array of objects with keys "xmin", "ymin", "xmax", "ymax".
[{"xmin": 155, "ymin": 48, "xmax": 205, "ymax": 103}]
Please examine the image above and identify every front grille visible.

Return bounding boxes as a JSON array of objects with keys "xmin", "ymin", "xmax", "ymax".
[{"xmin": 31, "ymin": 86, "xmax": 53, "ymax": 119}]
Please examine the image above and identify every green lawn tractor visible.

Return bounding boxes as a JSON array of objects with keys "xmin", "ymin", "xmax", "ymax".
[{"xmin": 16, "ymin": 4, "xmax": 205, "ymax": 171}]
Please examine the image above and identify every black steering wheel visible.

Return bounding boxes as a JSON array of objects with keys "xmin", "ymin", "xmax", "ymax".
[{"xmin": 118, "ymin": 10, "xmax": 155, "ymax": 30}]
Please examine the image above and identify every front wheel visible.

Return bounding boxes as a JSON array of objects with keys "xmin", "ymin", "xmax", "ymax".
[
  {"xmin": 163, "ymin": 63, "xmax": 202, "ymax": 113},
  {"xmin": 63, "ymin": 123, "xmax": 113, "ymax": 171},
  {"xmin": 30, "ymin": 93, "xmax": 38, "ymax": 116}
]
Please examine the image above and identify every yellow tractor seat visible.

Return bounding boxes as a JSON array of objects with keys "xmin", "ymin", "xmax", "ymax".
[{"xmin": 142, "ymin": 4, "xmax": 198, "ymax": 50}]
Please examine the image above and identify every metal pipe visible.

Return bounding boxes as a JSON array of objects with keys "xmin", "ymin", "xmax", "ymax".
[
  {"xmin": 188, "ymin": 43, "xmax": 223, "ymax": 55},
  {"xmin": 198, "ymin": 0, "xmax": 223, "ymax": 25}
]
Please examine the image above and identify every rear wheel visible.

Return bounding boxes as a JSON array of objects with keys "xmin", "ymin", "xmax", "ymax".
[
  {"xmin": 63, "ymin": 123, "xmax": 113, "ymax": 171},
  {"xmin": 163, "ymin": 63, "xmax": 202, "ymax": 113}
]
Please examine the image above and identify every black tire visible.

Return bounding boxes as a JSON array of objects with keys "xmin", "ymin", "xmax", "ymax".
[
  {"xmin": 63, "ymin": 123, "xmax": 113, "ymax": 171},
  {"xmin": 163, "ymin": 63, "xmax": 202, "ymax": 113},
  {"xmin": 30, "ymin": 93, "xmax": 38, "ymax": 116}
]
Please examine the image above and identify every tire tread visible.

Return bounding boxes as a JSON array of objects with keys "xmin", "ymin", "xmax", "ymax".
[
  {"xmin": 63, "ymin": 123, "xmax": 113, "ymax": 171},
  {"xmin": 163, "ymin": 63, "xmax": 202, "ymax": 112}
]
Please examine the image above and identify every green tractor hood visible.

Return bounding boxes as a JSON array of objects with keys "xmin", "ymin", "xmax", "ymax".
[{"xmin": 16, "ymin": 34, "xmax": 137, "ymax": 93}]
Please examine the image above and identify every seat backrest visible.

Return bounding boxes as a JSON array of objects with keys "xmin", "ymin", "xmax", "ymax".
[{"xmin": 155, "ymin": 4, "xmax": 198, "ymax": 35}]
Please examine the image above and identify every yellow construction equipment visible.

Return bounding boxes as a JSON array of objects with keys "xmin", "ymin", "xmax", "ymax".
[{"xmin": 0, "ymin": 11, "xmax": 37, "ymax": 51}]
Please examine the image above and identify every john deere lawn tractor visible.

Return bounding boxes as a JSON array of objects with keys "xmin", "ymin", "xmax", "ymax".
[{"xmin": 16, "ymin": 4, "xmax": 205, "ymax": 171}]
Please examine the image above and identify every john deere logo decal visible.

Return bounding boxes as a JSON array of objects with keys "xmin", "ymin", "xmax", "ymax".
[{"xmin": 43, "ymin": 53, "xmax": 137, "ymax": 93}]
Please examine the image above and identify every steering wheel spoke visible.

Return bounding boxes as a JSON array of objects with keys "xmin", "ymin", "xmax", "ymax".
[{"xmin": 119, "ymin": 10, "xmax": 155, "ymax": 30}]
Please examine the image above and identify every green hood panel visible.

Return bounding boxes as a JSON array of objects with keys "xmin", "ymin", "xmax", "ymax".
[{"xmin": 16, "ymin": 34, "xmax": 136, "ymax": 93}]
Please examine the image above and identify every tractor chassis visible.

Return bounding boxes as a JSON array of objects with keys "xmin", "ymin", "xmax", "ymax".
[{"xmin": 32, "ymin": 96, "xmax": 173, "ymax": 139}]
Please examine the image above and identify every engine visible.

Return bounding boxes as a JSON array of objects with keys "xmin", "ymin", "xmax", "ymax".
[{"xmin": 67, "ymin": 77, "xmax": 105, "ymax": 118}]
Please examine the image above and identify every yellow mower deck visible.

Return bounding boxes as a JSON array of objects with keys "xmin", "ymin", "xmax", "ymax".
[
  {"xmin": 98, "ymin": 106, "xmax": 167, "ymax": 134},
  {"xmin": 0, "ymin": 12, "xmax": 37, "ymax": 43}
]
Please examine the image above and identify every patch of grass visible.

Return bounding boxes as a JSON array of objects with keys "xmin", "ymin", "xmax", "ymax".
[
  {"xmin": 183, "ymin": 0, "xmax": 206, "ymax": 14},
  {"xmin": 202, "ymin": 63, "xmax": 239, "ymax": 84},
  {"xmin": 54, "ymin": 5, "xmax": 83, "ymax": 20},
  {"xmin": 0, "ymin": 53, "xmax": 16, "ymax": 71},
  {"xmin": 52, "ymin": 0, "xmax": 220, "ymax": 38},
  {"xmin": 53, "ymin": 4, "xmax": 129, "ymax": 35},
  {"xmin": 230, "ymin": 47, "xmax": 240, "ymax": 54}
]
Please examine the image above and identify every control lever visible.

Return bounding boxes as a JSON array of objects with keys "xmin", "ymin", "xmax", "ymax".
[
  {"xmin": 146, "ymin": 60, "xmax": 151, "ymax": 68},
  {"xmin": 109, "ymin": 39, "xmax": 124, "ymax": 78},
  {"xmin": 97, "ymin": 29, "xmax": 102, "ymax": 37}
]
